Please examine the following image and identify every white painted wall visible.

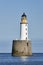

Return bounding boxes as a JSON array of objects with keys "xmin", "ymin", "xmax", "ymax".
[{"xmin": 20, "ymin": 24, "xmax": 28, "ymax": 40}]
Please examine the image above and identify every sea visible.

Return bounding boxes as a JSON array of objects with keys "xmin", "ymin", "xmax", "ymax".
[{"xmin": 0, "ymin": 53, "xmax": 43, "ymax": 65}]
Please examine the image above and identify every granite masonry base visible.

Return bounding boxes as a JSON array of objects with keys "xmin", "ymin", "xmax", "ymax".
[{"xmin": 12, "ymin": 40, "xmax": 32, "ymax": 56}]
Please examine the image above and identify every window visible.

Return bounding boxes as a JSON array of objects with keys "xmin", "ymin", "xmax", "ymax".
[
  {"xmin": 25, "ymin": 28, "xmax": 27, "ymax": 30},
  {"xmin": 27, "ymin": 43, "xmax": 28, "ymax": 46},
  {"xmin": 26, "ymin": 33, "xmax": 27, "ymax": 35},
  {"xmin": 26, "ymin": 37, "xmax": 27, "ymax": 40}
]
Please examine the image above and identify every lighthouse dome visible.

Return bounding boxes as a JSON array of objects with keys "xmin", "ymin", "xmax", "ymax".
[{"xmin": 21, "ymin": 13, "xmax": 27, "ymax": 24}]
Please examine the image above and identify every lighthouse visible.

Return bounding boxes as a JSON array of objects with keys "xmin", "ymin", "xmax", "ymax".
[
  {"xmin": 12, "ymin": 13, "xmax": 32, "ymax": 56},
  {"xmin": 20, "ymin": 13, "xmax": 28, "ymax": 40}
]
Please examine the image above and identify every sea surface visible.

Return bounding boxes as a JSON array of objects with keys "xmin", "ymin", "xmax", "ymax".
[{"xmin": 0, "ymin": 53, "xmax": 43, "ymax": 65}]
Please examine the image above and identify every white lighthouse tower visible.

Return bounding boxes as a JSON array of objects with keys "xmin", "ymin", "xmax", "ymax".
[
  {"xmin": 12, "ymin": 13, "xmax": 32, "ymax": 56},
  {"xmin": 20, "ymin": 13, "xmax": 28, "ymax": 40}
]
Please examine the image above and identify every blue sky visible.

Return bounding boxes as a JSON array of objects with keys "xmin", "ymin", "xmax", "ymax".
[{"xmin": 0, "ymin": 0, "xmax": 43, "ymax": 53}]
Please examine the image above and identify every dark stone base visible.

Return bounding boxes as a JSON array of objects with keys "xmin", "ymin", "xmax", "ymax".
[{"xmin": 12, "ymin": 40, "xmax": 32, "ymax": 56}]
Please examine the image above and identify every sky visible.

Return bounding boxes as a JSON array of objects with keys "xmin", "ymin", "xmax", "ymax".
[{"xmin": 0, "ymin": 0, "xmax": 43, "ymax": 53}]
